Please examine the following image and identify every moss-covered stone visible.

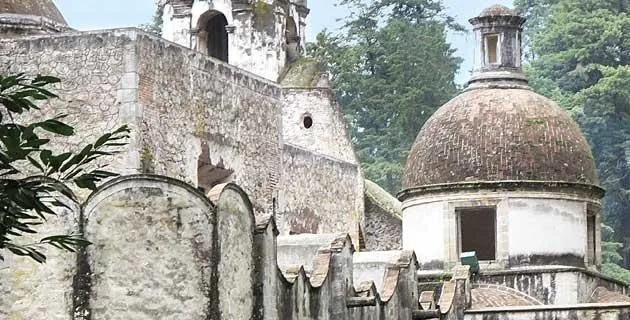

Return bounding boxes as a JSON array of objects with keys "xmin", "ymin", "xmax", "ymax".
[{"xmin": 278, "ymin": 57, "xmax": 327, "ymax": 87}]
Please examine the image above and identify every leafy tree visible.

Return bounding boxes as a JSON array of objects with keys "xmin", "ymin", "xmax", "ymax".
[
  {"xmin": 520, "ymin": 0, "xmax": 630, "ymax": 276},
  {"xmin": 601, "ymin": 224, "xmax": 630, "ymax": 284},
  {"xmin": 0, "ymin": 74, "xmax": 130, "ymax": 263},
  {"xmin": 140, "ymin": 6, "xmax": 164, "ymax": 36},
  {"xmin": 308, "ymin": 0, "xmax": 462, "ymax": 193},
  {"xmin": 513, "ymin": 0, "xmax": 560, "ymax": 61}
]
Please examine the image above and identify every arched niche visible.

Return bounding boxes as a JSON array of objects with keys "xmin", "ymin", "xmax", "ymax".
[
  {"xmin": 197, "ymin": 10, "xmax": 229, "ymax": 62},
  {"xmin": 285, "ymin": 16, "xmax": 300, "ymax": 62}
]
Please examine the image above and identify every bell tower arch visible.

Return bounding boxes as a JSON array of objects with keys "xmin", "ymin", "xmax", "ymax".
[{"xmin": 160, "ymin": 0, "xmax": 309, "ymax": 81}]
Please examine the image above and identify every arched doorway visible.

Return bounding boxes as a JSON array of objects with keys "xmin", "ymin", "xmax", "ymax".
[
  {"xmin": 198, "ymin": 10, "xmax": 229, "ymax": 62},
  {"xmin": 285, "ymin": 17, "xmax": 300, "ymax": 62}
]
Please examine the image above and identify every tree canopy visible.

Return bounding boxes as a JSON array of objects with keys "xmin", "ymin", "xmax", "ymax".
[
  {"xmin": 307, "ymin": 0, "xmax": 462, "ymax": 193},
  {"xmin": 518, "ymin": 0, "xmax": 630, "ymax": 277}
]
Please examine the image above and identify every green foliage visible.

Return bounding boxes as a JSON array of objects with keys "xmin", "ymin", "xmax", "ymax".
[
  {"xmin": 514, "ymin": 0, "xmax": 560, "ymax": 61},
  {"xmin": 601, "ymin": 224, "xmax": 630, "ymax": 284},
  {"xmin": 307, "ymin": 0, "xmax": 462, "ymax": 193},
  {"xmin": 520, "ymin": 0, "xmax": 630, "ymax": 257},
  {"xmin": 602, "ymin": 263, "xmax": 630, "ymax": 284},
  {"xmin": 140, "ymin": 5, "xmax": 164, "ymax": 36},
  {"xmin": 0, "ymin": 73, "xmax": 130, "ymax": 263}
]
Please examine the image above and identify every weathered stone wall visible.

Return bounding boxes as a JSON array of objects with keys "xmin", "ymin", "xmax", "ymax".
[
  {"xmin": 282, "ymin": 88, "xmax": 357, "ymax": 164},
  {"xmin": 278, "ymin": 144, "xmax": 363, "ymax": 244},
  {"xmin": 478, "ymin": 268, "xmax": 630, "ymax": 306},
  {"xmin": 364, "ymin": 180, "xmax": 402, "ymax": 251},
  {"xmin": 0, "ymin": 189, "xmax": 78, "ymax": 320},
  {"xmin": 1, "ymin": 29, "xmax": 284, "ymax": 213},
  {"xmin": 464, "ymin": 305, "xmax": 630, "ymax": 320},
  {"xmin": 82, "ymin": 176, "xmax": 217, "ymax": 320},
  {"xmin": 0, "ymin": 30, "xmax": 142, "ymax": 196},
  {"xmin": 211, "ymin": 184, "xmax": 256, "ymax": 319},
  {"xmin": 133, "ymin": 31, "xmax": 282, "ymax": 214}
]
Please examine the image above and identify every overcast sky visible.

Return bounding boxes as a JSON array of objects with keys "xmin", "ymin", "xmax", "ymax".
[{"xmin": 54, "ymin": 0, "xmax": 513, "ymax": 84}]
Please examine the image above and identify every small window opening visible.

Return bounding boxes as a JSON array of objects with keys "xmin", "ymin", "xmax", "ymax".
[
  {"xmin": 587, "ymin": 214, "xmax": 596, "ymax": 265},
  {"xmin": 303, "ymin": 115, "xmax": 313, "ymax": 129},
  {"xmin": 458, "ymin": 207, "xmax": 496, "ymax": 261},
  {"xmin": 515, "ymin": 31, "xmax": 522, "ymax": 67},
  {"xmin": 485, "ymin": 34, "xmax": 500, "ymax": 65}
]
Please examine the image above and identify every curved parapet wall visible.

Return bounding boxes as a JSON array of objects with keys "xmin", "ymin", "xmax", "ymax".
[
  {"xmin": 82, "ymin": 175, "xmax": 216, "ymax": 319},
  {"xmin": 0, "ymin": 183, "xmax": 79, "ymax": 319},
  {"xmin": 2, "ymin": 173, "xmax": 432, "ymax": 319},
  {"xmin": 209, "ymin": 183, "xmax": 256, "ymax": 319}
]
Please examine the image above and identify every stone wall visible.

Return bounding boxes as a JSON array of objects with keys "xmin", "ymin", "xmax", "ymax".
[
  {"xmin": 364, "ymin": 180, "xmax": 402, "ymax": 251},
  {"xmin": 133, "ymin": 30, "xmax": 283, "ymax": 214},
  {"xmin": 0, "ymin": 188, "xmax": 78, "ymax": 320},
  {"xmin": 82, "ymin": 176, "xmax": 218, "ymax": 320},
  {"xmin": 0, "ymin": 29, "xmax": 140, "ymax": 195},
  {"xmin": 282, "ymin": 87, "xmax": 357, "ymax": 164},
  {"xmin": 477, "ymin": 267, "xmax": 629, "ymax": 305},
  {"xmin": 277, "ymin": 144, "xmax": 363, "ymax": 244},
  {"xmin": 464, "ymin": 304, "xmax": 630, "ymax": 320}
]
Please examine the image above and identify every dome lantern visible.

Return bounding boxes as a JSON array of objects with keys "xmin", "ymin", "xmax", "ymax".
[{"xmin": 468, "ymin": 4, "xmax": 527, "ymax": 89}]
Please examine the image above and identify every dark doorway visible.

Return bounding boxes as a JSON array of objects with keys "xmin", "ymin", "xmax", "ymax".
[
  {"xmin": 205, "ymin": 13, "xmax": 229, "ymax": 62},
  {"xmin": 458, "ymin": 207, "xmax": 496, "ymax": 261},
  {"xmin": 587, "ymin": 214, "xmax": 596, "ymax": 265}
]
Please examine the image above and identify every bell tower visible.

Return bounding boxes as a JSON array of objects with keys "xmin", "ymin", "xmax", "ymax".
[{"xmin": 160, "ymin": 0, "xmax": 309, "ymax": 81}]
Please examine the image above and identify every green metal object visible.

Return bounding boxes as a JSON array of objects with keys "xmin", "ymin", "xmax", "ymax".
[{"xmin": 460, "ymin": 251, "xmax": 479, "ymax": 273}]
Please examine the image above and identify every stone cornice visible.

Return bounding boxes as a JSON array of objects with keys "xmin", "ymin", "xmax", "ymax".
[{"xmin": 398, "ymin": 180, "xmax": 605, "ymax": 202}]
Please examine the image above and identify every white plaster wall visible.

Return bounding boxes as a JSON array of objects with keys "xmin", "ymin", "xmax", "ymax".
[
  {"xmin": 402, "ymin": 201, "xmax": 445, "ymax": 265},
  {"xmin": 508, "ymin": 198, "xmax": 586, "ymax": 259},
  {"xmin": 551, "ymin": 272, "xmax": 580, "ymax": 305},
  {"xmin": 402, "ymin": 190, "xmax": 595, "ymax": 269},
  {"xmin": 161, "ymin": 4, "xmax": 192, "ymax": 47},
  {"xmin": 191, "ymin": 0, "xmax": 234, "ymax": 26},
  {"xmin": 282, "ymin": 89, "xmax": 357, "ymax": 164}
]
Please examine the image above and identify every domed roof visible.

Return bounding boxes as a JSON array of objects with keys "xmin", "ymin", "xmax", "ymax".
[
  {"xmin": 401, "ymin": 88, "xmax": 598, "ymax": 191},
  {"xmin": 0, "ymin": 0, "xmax": 68, "ymax": 28},
  {"xmin": 479, "ymin": 4, "xmax": 517, "ymax": 17}
]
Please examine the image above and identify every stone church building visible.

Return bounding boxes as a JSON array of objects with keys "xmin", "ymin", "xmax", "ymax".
[{"xmin": 0, "ymin": 1, "xmax": 629, "ymax": 319}]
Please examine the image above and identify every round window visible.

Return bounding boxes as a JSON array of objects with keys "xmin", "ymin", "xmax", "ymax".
[{"xmin": 302, "ymin": 115, "xmax": 313, "ymax": 129}]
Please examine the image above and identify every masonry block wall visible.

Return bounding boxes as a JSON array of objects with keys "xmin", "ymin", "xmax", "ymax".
[
  {"xmin": 0, "ymin": 29, "xmax": 139, "ymax": 196},
  {"xmin": 0, "ymin": 174, "xmax": 424, "ymax": 320},
  {"xmin": 278, "ymin": 144, "xmax": 363, "ymax": 244},
  {"xmin": 0, "ymin": 29, "xmax": 284, "ymax": 213},
  {"xmin": 134, "ymin": 31, "xmax": 282, "ymax": 214},
  {"xmin": 282, "ymin": 88, "xmax": 357, "ymax": 165}
]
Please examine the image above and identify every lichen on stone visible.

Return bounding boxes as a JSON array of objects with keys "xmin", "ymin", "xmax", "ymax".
[
  {"xmin": 364, "ymin": 179, "xmax": 401, "ymax": 218},
  {"xmin": 278, "ymin": 57, "xmax": 327, "ymax": 88}
]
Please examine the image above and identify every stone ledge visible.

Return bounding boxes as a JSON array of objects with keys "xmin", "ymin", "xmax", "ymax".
[
  {"xmin": 466, "ymin": 302, "xmax": 630, "ymax": 313},
  {"xmin": 398, "ymin": 180, "xmax": 605, "ymax": 201}
]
